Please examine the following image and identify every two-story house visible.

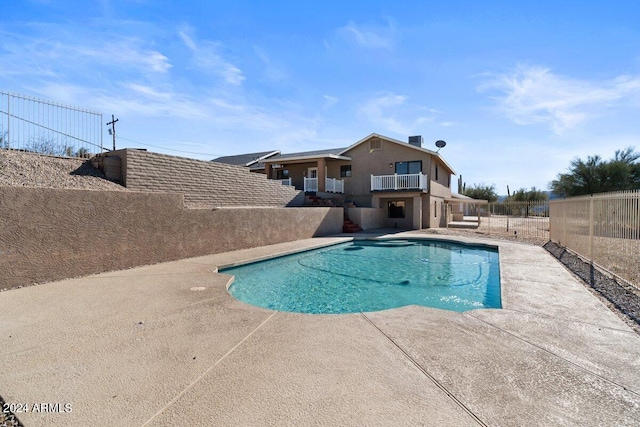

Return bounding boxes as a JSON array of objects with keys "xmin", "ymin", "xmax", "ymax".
[{"xmin": 260, "ymin": 133, "xmax": 456, "ymax": 229}]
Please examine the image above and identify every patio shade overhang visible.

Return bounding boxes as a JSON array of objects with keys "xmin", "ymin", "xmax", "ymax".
[
  {"xmin": 445, "ymin": 193, "xmax": 489, "ymax": 204},
  {"xmin": 445, "ymin": 198, "xmax": 489, "ymax": 204}
]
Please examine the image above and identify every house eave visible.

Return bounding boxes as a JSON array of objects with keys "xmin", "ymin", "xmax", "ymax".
[
  {"xmin": 264, "ymin": 154, "xmax": 352, "ymax": 164},
  {"xmin": 245, "ymin": 150, "xmax": 281, "ymax": 167}
]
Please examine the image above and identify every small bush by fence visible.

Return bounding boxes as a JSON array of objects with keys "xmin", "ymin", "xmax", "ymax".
[{"xmin": 550, "ymin": 190, "xmax": 640, "ymax": 289}]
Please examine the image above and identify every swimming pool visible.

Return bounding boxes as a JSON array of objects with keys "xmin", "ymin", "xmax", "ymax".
[{"xmin": 224, "ymin": 239, "xmax": 501, "ymax": 314}]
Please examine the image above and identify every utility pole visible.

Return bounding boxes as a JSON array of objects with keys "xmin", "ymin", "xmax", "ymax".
[{"xmin": 106, "ymin": 115, "xmax": 119, "ymax": 151}]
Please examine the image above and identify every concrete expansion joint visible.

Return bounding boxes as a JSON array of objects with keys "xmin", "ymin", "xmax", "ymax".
[
  {"xmin": 464, "ymin": 312, "xmax": 639, "ymax": 397},
  {"xmin": 140, "ymin": 311, "xmax": 278, "ymax": 427},
  {"xmin": 360, "ymin": 313, "xmax": 488, "ymax": 427},
  {"xmin": 499, "ymin": 308, "xmax": 637, "ymax": 335}
]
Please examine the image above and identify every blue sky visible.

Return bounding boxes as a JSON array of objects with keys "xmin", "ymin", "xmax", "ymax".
[{"xmin": 2, "ymin": 0, "xmax": 640, "ymax": 194}]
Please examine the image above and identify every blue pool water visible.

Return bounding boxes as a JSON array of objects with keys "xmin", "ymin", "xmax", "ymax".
[{"xmin": 224, "ymin": 239, "xmax": 501, "ymax": 314}]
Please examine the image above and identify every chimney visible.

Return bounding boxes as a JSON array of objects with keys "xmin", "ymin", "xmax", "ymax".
[{"xmin": 408, "ymin": 135, "xmax": 423, "ymax": 147}]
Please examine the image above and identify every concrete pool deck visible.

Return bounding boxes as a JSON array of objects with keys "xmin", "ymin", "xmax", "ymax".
[{"xmin": 1, "ymin": 232, "xmax": 639, "ymax": 426}]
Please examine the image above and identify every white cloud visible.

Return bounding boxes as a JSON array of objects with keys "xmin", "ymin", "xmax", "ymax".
[
  {"xmin": 178, "ymin": 31, "xmax": 197, "ymax": 51},
  {"xmin": 124, "ymin": 83, "xmax": 172, "ymax": 100},
  {"xmin": 253, "ymin": 46, "xmax": 287, "ymax": 82},
  {"xmin": 323, "ymin": 95, "xmax": 338, "ymax": 109},
  {"xmin": 479, "ymin": 65, "xmax": 640, "ymax": 134},
  {"xmin": 0, "ymin": 27, "xmax": 171, "ymax": 77},
  {"xmin": 178, "ymin": 30, "xmax": 244, "ymax": 86},
  {"xmin": 337, "ymin": 20, "xmax": 394, "ymax": 49},
  {"xmin": 358, "ymin": 92, "xmax": 436, "ymax": 135},
  {"xmin": 78, "ymin": 41, "xmax": 172, "ymax": 73}
]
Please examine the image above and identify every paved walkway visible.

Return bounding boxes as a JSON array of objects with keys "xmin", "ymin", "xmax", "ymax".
[{"xmin": 1, "ymin": 233, "xmax": 639, "ymax": 426}]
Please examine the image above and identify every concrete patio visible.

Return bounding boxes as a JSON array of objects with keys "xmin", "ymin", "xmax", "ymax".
[{"xmin": 1, "ymin": 233, "xmax": 639, "ymax": 426}]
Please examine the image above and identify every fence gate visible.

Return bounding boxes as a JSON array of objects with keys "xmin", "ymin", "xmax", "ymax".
[{"xmin": 0, "ymin": 91, "xmax": 103, "ymax": 157}]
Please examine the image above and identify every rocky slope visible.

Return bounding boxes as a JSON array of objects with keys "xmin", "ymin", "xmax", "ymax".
[{"xmin": 0, "ymin": 149, "xmax": 125, "ymax": 190}]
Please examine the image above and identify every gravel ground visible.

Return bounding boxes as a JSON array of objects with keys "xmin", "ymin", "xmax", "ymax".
[
  {"xmin": 544, "ymin": 241, "xmax": 640, "ymax": 333},
  {"xmin": 0, "ymin": 396, "xmax": 23, "ymax": 427},
  {"xmin": 0, "ymin": 149, "xmax": 125, "ymax": 191}
]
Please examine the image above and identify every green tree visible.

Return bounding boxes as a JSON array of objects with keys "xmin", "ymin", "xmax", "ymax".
[
  {"xmin": 551, "ymin": 147, "xmax": 640, "ymax": 197},
  {"xmin": 511, "ymin": 187, "xmax": 549, "ymax": 202},
  {"xmin": 463, "ymin": 183, "xmax": 498, "ymax": 202}
]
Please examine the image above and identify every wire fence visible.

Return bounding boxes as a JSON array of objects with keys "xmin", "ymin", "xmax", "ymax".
[
  {"xmin": 0, "ymin": 91, "xmax": 104, "ymax": 158},
  {"xmin": 550, "ymin": 190, "xmax": 640, "ymax": 288}
]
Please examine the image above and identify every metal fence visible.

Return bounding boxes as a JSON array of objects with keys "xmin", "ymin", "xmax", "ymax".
[
  {"xmin": 0, "ymin": 91, "xmax": 103, "ymax": 157},
  {"xmin": 483, "ymin": 201, "xmax": 550, "ymax": 242},
  {"xmin": 550, "ymin": 190, "xmax": 640, "ymax": 288},
  {"xmin": 452, "ymin": 200, "xmax": 550, "ymax": 243}
]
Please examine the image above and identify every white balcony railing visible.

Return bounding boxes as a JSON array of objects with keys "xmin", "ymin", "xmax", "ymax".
[
  {"xmin": 325, "ymin": 177, "xmax": 344, "ymax": 193},
  {"xmin": 278, "ymin": 178, "xmax": 292, "ymax": 186},
  {"xmin": 371, "ymin": 173, "xmax": 428, "ymax": 191},
  {"xmin": 303, "ymin": 177, "xmax": 344, "ymax": 193},
  {"xmin": 303, "ymin": 177, "xmax": 318, "ymax": 192}
]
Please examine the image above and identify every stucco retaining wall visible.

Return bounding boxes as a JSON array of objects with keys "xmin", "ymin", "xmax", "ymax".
[{"xmin": 0, "ymin": 186, "xmax": 342, "ymax": 289}]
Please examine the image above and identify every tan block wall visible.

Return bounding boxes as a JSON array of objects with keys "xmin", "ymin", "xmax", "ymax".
[
  {"xmin": 0, "ymin": 186, "xmax": 343, "ymax": 289},
  {"xmin": 110, "ymin": 149, "xmax": 304, "ymax": 207}
]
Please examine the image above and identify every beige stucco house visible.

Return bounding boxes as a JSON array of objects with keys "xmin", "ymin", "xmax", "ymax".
[{"xmin": 262, "ymin": 133, "xmax": 456, "ymax": 229}]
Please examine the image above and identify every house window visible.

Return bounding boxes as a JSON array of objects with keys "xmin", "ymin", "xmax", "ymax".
[
  {"xmin": 340, "ymin": 165, "xmax": 352, "ymax": 177},
  {"xmin": 434, "ymin": 201, "xmax": 437, "ymax": 217},
  {"xmin": 369, "ymin": 138, "xmax": 382, "ymax": 151},
  {"xmin": 435, "ymin": 164, "xmax": 439, "ymax": 181},
  {"xmin": 388, "ymin": 201, "xmax": 405, "ymax": 218},
  {"xmin": 276, "ymin": 169, "xmax": 289, "ymax": 179},
  {"xmin": 395, "ymin": 161, "xmax": 422, "ymax": 175}
]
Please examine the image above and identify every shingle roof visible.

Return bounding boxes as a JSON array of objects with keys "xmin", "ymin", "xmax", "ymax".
[{"xmin": 212, "ymin": 150, "xmax": 279, "ymax": 167}]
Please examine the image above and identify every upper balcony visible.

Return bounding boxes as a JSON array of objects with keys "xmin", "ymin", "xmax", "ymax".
[{"xmin": 371, "ymin": 173, "xmax": 428, "ymax": 192}]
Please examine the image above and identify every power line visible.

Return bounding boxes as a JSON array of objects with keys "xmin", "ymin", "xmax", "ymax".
[
  {"xmin": 106, "ymin": 115, "xmax": 118, "ymax": 151},
  {"xmin": 117, "ymin": 135, "xmax": 224, "ymax": 157}
]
